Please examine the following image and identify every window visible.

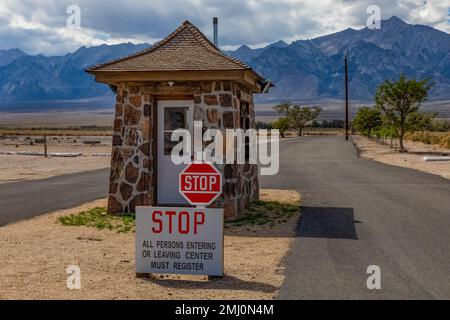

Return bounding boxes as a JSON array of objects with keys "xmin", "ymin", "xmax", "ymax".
[{"xmin": 163, "ymin": 107, "xmax": 189, "ymax": 155}]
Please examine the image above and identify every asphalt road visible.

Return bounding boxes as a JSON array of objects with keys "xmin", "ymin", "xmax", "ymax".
[
  {"xmin": 1, "ymin": 137, "xmax": 449, "ymax": 299},
  {"xmin": 260, "ymin": 136, "xmax": 450, "ymax": 299},
  {"xmin": 0, "ymin": 168, "xmax": 109, "ymax": 227}
]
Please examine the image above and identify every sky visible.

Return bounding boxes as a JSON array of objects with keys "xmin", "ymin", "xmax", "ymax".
[{"xmin": 0, "ymin": 0, "xmax": 449, "ymax": 56}]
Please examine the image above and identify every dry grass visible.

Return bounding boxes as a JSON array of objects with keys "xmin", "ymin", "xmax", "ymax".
[
  {"xmin": 0, "ymin": 127, "xmax": 112, "ymax": 137},
  {"xmin": 281, "ymin": 128, "xmax": 345, "ymax": 137},
  {"xmin": 405, "ymin": 131, "xmax": 450, "ymax": 149}
]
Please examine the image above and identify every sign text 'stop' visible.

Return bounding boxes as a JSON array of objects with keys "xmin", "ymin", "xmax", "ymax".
[{"xmin": 179, "ymin": 163, "xmax": 222, "ymax": 206}]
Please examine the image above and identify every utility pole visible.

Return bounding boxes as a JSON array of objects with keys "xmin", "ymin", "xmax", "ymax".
[{"xmin": 345, "ymin": 54, "xmax": 349, "ymax": 141}]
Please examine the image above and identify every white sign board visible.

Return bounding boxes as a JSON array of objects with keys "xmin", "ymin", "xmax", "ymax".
[{"xmin": 136, "ymin": 207, "xmax": 224, "ymax": 276}]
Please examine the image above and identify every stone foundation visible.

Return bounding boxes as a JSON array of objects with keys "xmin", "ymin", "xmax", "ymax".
[{"xmin": 107, "ymin": 81, "xmax": 259, "ymax": 218}]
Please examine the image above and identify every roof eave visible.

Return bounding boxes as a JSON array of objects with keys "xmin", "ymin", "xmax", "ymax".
[{"xmin": 88, "ymin": 69, "xmax": 267, "ymax": 92}]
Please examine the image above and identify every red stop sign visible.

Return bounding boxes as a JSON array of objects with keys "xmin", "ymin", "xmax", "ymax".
[{"xmin": 179, "ymin": 162, "xmax": 222, "ymax": 206}]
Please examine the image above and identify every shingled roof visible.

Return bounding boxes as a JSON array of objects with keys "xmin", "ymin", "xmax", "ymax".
[{"xmin": 86, "ymin": 21, "xmax": 253, "ymax": 73}]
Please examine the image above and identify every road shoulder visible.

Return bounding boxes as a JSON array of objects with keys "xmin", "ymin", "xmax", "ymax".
[{"xmin": 352, "ymin": 135, "xmax": 450, "ymax": 180}]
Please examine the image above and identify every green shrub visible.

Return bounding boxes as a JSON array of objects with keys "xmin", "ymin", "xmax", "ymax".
[
  {"xmin": 225, "ymin": 199, "xmax": 300, "ymax": 227},
  {"xmin": 58, "ymin": 207, "xmax": 135, "ymax": 233},
  {"xmin": 373, "ymin": 125, "xmax": 397, "ymax": 139},
  {"xmin": 272, "ymin": 118, "xmax": 290, "ymax": 138}
]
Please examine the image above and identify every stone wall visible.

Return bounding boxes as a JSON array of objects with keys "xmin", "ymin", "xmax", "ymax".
[
  {"xmin": 192, "ymin": 81, "xmax": 259, "ymax": 218},
  {"xmin": 108, "ymin": 84, "xmax": 154, "ymax": 214},
  {"xmin": 107, "ymin": 81, "xmax": 259, "ymax": 218}
]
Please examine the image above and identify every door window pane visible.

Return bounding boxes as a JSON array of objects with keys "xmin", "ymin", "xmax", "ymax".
[
  {"xmin": 164, "ymin": 107, "xmax": 188, "ymax": 130},
  {"xmin": 163, "ymin": 107, "xmax": 190, "ymax": 156}
]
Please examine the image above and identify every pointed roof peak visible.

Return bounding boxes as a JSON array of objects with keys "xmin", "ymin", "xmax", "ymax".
[
  {"xmin": 87, "ymin": 20, "xmax": 250, "ymax": 73},
  {"xmin": 182, "ymin": 20, "xmax": 194, "ymax": 26}
]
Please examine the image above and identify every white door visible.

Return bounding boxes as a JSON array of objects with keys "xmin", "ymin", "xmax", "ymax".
[{"xmin": 157, "ymin": 100, "xmax": 193, "ymax": 205}]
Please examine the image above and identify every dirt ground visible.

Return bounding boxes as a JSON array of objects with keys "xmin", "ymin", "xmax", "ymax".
[
  {"xmin": 0, "ymin": 142, "xmax": 111, "ymax": 184},
  {"xmin": 0, "ymin": 189, "xmax": 300, "ymax": 300},
  {"xmin": 353, "ymin": 135, "xmax": 450, "ymax": 180},
  {"xmin": 0, "ymin": 109, "xmax": 114, "ymax": 128}
]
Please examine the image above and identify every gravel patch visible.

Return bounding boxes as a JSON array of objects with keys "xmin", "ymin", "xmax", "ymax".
[{"xmin": 0, "ymin": 189, "xmax": 300, "ymax": 300}]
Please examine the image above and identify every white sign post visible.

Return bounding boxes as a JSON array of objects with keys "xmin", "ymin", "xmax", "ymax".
[{"xmin": 136, "ymin": 207, "xmax": 224, "ymax": 276}]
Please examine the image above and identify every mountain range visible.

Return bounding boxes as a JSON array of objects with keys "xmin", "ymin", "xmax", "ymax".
[
  {"xmin": 1, "ymin": 16, "xmax": 450, "ymax": 103},
  {"xmin": 0, "ymin": 43, "xmax": 149, "ymax": 101}
]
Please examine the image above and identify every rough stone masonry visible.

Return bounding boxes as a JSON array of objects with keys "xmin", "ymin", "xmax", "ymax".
[{"xmin": 108, "ymin": 80, "xmax": 259, "ymax": 218}]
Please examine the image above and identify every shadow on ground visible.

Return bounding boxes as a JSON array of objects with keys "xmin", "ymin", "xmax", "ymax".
[
  {"xmin": 139, "ymin": 274, "xmax": 278, "ymax": 293},
  {"xmin": 222, "ymin": 206, "xmax": 359, "ymax": 240},
  {"xmin": 296, "ymin": 207, "xmax": 359, "ymax": 239},
  {"xmin": 405, "ymin": 151, "xmax": 449, "ymax": 156},
  {"xmin": 223, "ymin": 224, "xmax": 296, "ymax": 239}
]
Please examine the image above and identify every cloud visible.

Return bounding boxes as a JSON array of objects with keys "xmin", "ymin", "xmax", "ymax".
[{"xmin": 0, "ymin": 0, "xmax": 449, "ymax": 55}]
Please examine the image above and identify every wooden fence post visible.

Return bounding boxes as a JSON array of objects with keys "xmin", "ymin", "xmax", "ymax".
[{"xmin": 44, "ymin": 135, "xmax": 48, "ymax": 158}]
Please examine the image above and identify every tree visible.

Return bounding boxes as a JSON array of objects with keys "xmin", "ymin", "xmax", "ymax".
[
  {"xmin": 272, "ymin": 118, "xmax": 290, "ymax": 138},
  {"xmin": 273, "ymin": 101, "xmax": 322, "ymax": 136},
  {"xmin": 288, "ymin": 106, "xmax": 322, "ymax": 136},
  {"xmin": 353, "ymin": 106, "xmax": 382, "ymax": 137},
  {"xmin": 405, "ymin": 112, "xmax": 436, "ymax": 132},
  {"xmin": 273, "ymin": 100, "xmax": 291, "ymax": 115},
  {"xmin": 375, "ymin": 74, "xmax": 432, "ymax": 152}
]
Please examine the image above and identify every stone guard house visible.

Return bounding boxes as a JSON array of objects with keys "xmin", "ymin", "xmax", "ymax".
[{"xmin": 86, "ymin": 21, "xmax": 271, "ymax": 218}]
